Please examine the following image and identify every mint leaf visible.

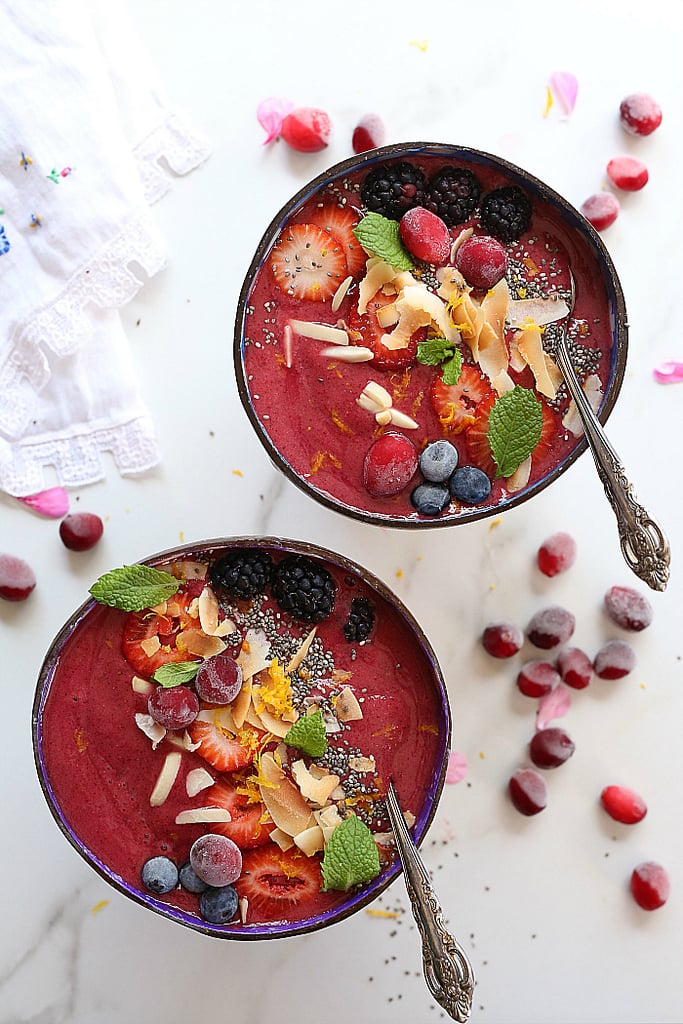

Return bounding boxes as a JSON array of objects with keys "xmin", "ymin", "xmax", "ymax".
[
  {"xmin": 283, "ymin": 708, "xmax": 327, "ymax": 758},
  {"xmin": 487, "ymin": 386, "xmax": 543, "ymax": 478},
  {"xmin": 441, "ymin": 350, "xmax": 462, "ymax": 386},
  {"xmin": 353, "ymin": 213, "xmax": 414, "ymax": 271},
  {"xmin": 89, "ymin": 564, "xmax": 180, "ymax": 612},
  {"xmin": 153, "ymin": 661, "xmax": 200, "ymax": 688},
  {"xmin": 321, "ymin": 814, "xmax": 381, "ymax": 891},
  {"xmin": 416, "ymin": 336, "xmax": 455, "ymax": 367}
]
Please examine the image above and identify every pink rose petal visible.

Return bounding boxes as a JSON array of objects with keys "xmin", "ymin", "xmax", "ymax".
[
  {"xmin": 445, "ymin": 751, "xmax": 468, "ymax": 784},
  {"xmin": 257, "ymin": 96, "xmax": 295, "ymax": 145},
  {"xmin": 536, "ymin": 683, "xmax": 572, "ymax": 730},
  {"xmin": 550, "ymin": 72, "xmax": 578, "ymax": 116},
  {"xmin": 17, "ymin": 486, "xmax": 69, "ymax": 518},
  {"xmin": 653, "ymin": 360, "xmax": 683, "ymax": 384}
]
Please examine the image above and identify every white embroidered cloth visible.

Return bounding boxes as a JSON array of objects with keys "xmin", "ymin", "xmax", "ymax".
[{"xmin": 0, "ymin": 0, "xmax": 210, "ymax": 497}]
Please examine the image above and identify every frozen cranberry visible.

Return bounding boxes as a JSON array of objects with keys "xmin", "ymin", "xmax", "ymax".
[
  {"xmin": 606, "ymin": 156, "xmax": 649, "ymax": 191},
  {"xmin": 517, "ymin": 660, "xmax": 561, "ymax": 698},
  {"xmin": 148, "ymin": 685, "xmax": 199, "ymax": 730},
  {"xmin": 363, "ymin": 432, "xmax": 418, "ymax": 497},
  {"xmin": 481, "ymin": 621, "xmax": 523, "ymax": 659},
  {"xmin": 0, "ymin": 553, "xmax": 36, "ymax": 601},
  {"xmin": 529, "ymin": 727, "xmax": 575, "ymax": 769},
  {"xmin": 59, "ymin": 512, "xmax": 104, "ymax": 551},
  {"xmin": 580, "ymin": 192, "xmax": 619, "ymax": 231},
  {"xmin": 603, "ymin": 585, "xmax": 653, "ymax": 632},
  {"xmin": 399, "ymin": 207, "xmax": 451, "ymax": 265},
  {"xmin": 600, "ymin": 785, "xmax": 647, "ymax": 824},
  {"xmin": 630, "ymin": 861, "xmax": 670, "ymax": 910},
  {"xmin": 526, "ymin": 606, "xmax": 575, "ymax": 649},
  {"xmin": 455, "ymin": 234, "xmax": 508, "ymax": 290},
  {"xmin": 190, "ymin": 833, "xmax": 242, "ymax": 887},
  {"xmin": 536, "ymin": 532, "xmax": 577, "ymax": 577},
  {"xmin": 556, "ymin": 647, "xmax": 593, "ymax": 689},
  {"xmin": 619, "ymin": 93, "xmax": 662, "ymax": 136},
  {"xmin": 195, "ymin": 654, "xmax": 243, "ymax": 704},
  {"xmin": 508, "ymin": 768, "xmax": 547, "ymax": 816},
  {"xmin": 594, "ymin": 640, "xmax": 636, "ymax": 680},
  {"xmin": 352, "ymin": 114, "xmax": 386, "ymax": 154}
]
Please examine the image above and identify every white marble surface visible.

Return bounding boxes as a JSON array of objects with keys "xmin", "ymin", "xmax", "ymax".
[{"xmin": 2, "ymin": 1, "xmax": 683, "ymax": 1021}]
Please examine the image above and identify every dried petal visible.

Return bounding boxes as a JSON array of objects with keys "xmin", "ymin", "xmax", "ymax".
[
  {"xmin": 550, "ymin": 72, "xmax": 578, "ymax": 116},
  {"xmin": 17, "ymin": 486, "xmax": 69, "ymax": 518},
  {"xmin": 653, "ymin": 360, "xmax": 683, "ymax": 384},
  {"xmin": 445, "ymin": 750, "xmax": 468, "ymax": 784},
  {"xmin": 536, "ymin": 683, "xmax": 572, "ymax": 730},
  {"xmin": 257, "ymin": 96, "xmax": 295, "ymax": 144}
]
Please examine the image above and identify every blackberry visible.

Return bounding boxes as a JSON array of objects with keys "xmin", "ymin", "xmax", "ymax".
[
  {"xmin": 271, "ymin": 554, "xmax": 337, "ymax": 623},
  {"xmin": 360, "ymin": 162, "xmax": 426, "ymax": 220},
  {"xmin": 210, "ymin": 549, "xmax": 273, "ymax": 600},
  {"xmin": 479, "ymin": 186, "xmax": 532, "ymax": 243},
  {"xmin": 425, "ymin": 167, "xmax": 482, "ymax": 226},
  {"xmin": 344, "ymin": 597, "xmax": 376, "ymax": 643}
]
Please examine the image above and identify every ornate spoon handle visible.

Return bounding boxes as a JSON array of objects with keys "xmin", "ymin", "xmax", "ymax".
[
  {"xmin": 555, "ymin": 333, "xmax": 670, "ymax": 592},
  {"xmin": 386, "ymin": 782, "xmax": 475, "ymax": 1022}
]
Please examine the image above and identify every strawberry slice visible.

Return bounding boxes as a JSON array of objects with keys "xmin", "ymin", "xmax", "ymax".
[
  {"xmin": 430, "ymin": 365, "xmax": 494, "ymax": 434},
  {"xmin": 121, "ymin": 591, "xmax": 200, "ymax": 679},
  {"xmin": 188, "ymin": 719, "xmax": 261, "ymax": 772},
  {"xmin": 204, "ymin": 779, "xmax": 275, "ymax": 849},
  {"xmin": 234, "ymin": 844, "xmax": 322, "ymax": 913},
  {"xmin": 347, "ymin": 290, "xmax": 424, "ymax": 371},
  {"xmin": 269, "ymin": 223, "xmax": 347, "ymax": 302},
  {"xmin": 308, "ymin": 204, "xmax": 366, "ymax": 279},
  {"xmin": 465, "ymin": 391, "xmax": 558, "ymax": 475}
]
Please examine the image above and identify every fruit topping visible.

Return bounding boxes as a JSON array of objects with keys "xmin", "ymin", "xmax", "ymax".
[
  {"xmin": 537, "ymin": 532, "xmax": 577, "ymax": 577},
  {"xmin": 141, "ymin": 856, "xmax": 179, "ymax": 894},
  {"xmin": 362, "ymin": 432, "xmax": 418, "ymax": 497},
  {"xmin": 348, "ymin": 290, "xmax": 421, "ymax": 371},
  {"xmin": 0, "ymin": 553, "xmax": 36, "ymax": 601},
  {"xmin": 199, "ymin": 884, "xmax": 239, "ymax": 924},
  {"xmin": 508, "ymin": 768, "xmax": 547, "ymax": 816},
  {"xmin": 205, "ymin": 780, "xmax": 275, "ymax": 849},
  {"xmin": 189, "ymin": 719, "xmax": 260, "ymax": 772},
  {"xmin": 556, "ymin": 647, "xmax": 593, "ymax": 689},
  {"xmin": 455, "ymin": 234, "xmax": 509, "ymax": 290},
  {"xmin": 210, "ymin": 549, "xmax": 274, "ymax": 601},
  {"xmin": 479, "ymin": 186, "xmax": 532, "ymax": 243},
  {"xmin": 410, "ymin": 482, "xmax": 451, "ymax": 517},
  {"xmin": 580, "ymin": 192, "xmax": 619, "ymax": 231},
  {"xmin": 630, "ymin": 861, "xmax": 670, "ymax": 911},
  {"xmin": 235, "ymin": 845, "xmax": 323, "ymax": 912},
  {"xmin": 272, "ymin": 554, "xmax": 337, "ymax": 623},
  {"xmin": 526, "ymin": 606, "xmax": 575, "ymax": 649},
  {"xmin": 308, "ymin": 204, "xmax": 367, "ymax": 279},
  {"xmin": 344, "ymin": 596, "xmax": 376, "ymax": 643},
  {"xmin": 121, "ymin": 591, "xmax": 200, "ymax": 678},
  {"xmin": 516, "ymin": 660, "xmax": 561, "ymax": 698},
  {"xmin": 606, "ymin": 156, "xmax": 649, "ymax": 191},
  {"xmin": 179, "ymin": 861, "xmax": 209, "ymax": 893},
  {"xmin": 190, "ymin": 833, "xmax": 243, "ymax": 887},
  {"xmin": 430, "ymin": 364, "xmax": 493, "ymax": 435},
  {"xmin": 360, "ymin": 162, "xmax": 427, "ymax": 220},
  {"xmin": 148, "ymin": 685, "xmax": 199, "ymax": 730},
  {"xmin": 425, "ymin": 166, "xmax": 482, "ymax": 226},
  {"xmin": 449, "ymin": 465, "xmax": 492, "ymax": 505},
  {"xmin": 481, "ymin": 621, "xmax": 524, "ymax": 659},
  {"xmin": 593, "ymin": 640, "xmax": 636, "ymax": 680},
  {"xmin": 195, "ymin": 654, "xmax": 243, "ymax": 704},
  {"xmin": 59, "ymin": 512, "xmax": 104, "ymax": 551},
  {"xmin": 603, "ymin": 585, "xmax": 653, "ymax": 632},
  {"xmin": 352, "ymin": 114, "xmax": 386, "ymax": 154},
  {"xmin": 419, "ymin": 440, "xmax": 459, "ymax": 482},
  {"xmin": 600, "ymin": 785, "xmax": 647, "ymax": 824},
  {"xmin": 529, "ymin": 727, "xmax": 575, "ymax": 768},
  {"xmin": 398, "ymin": 207, "xmax": 451, "ymax": 265},
  {"xmin": 280, "ymin": 106, "xmax": 331, "ymax": 152},
  {"xmin": 269, "ymin": 223, "xmax": 347, "ymax": 302},
  {"xmin": 619, "ymin": 93, "xmax": 662, "ymax": 136},
  {"xmin": 464, "ymin": 394, "xmax": 497, "ymax": 478}
]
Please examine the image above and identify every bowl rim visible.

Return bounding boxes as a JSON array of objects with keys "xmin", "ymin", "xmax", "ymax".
[
  {"xmin": 32, "ymin": 534, "xmax": 451, "ymax": 940},
  {"xmin": 233, "ymin": 141, "xmax": 629, "ymax": 528}
]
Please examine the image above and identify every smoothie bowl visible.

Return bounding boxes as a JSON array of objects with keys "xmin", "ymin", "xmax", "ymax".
[
  {"xmin": 235, "ymin": 142, "xmax": 628, "ymax": 527},
  {"xmin": 32, "ymin": 538, "xmax": 450, "ymax": 939}
]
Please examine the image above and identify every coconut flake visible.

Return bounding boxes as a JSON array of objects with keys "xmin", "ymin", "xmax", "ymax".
[
  {"xmin": 348, "ymin": 755, "xmax": 376, "ymax": 773},
  {"xmin": 506, "ymin": 296, "xmax": 569, "ymax": 327},
  {"xmin": 445, "ymin": 751, "xmax": 468, "ymax": 784},
  {"xmin": 140, "ymin": 636, "xmax": 161, "ymax": 658},
  {"xmin": 150, "ymin": 752, "xmax": 182, "ymax": 807},
  {"xmin": 550, "ymin": 71, "xmax": 578, "ymax": 116},
  {"xmin": 506, "ymin": 455, "xmax": 532, "ymax": 493},
  {"xmin": 175, "ymin": 806, "xmax": 232, "ymax": 824},
  {"xmin": 291, "ymin": 760, "xmax": 340, "ymax": 806},
  {"xmin": 562, "ymin": 373, "xmax": 603, "ymax": 437},
  {"xmin": 257, "ymin": 96, "xmax": 294, "ymax": 144},
  {"xmin": 134, "ymin": 713, "xmax": 166, "ymax": 749},
  {"xmin": 293, "ymin": 824, "xmax": 325, "ymax": 857},
  {"xmin": 178, "ymin": 629, "xmax": 226, "ymax": 659},
  {"xmin": 270, "ymin": 827, "xmax": 295, "ymax": 851},
  {"xmin": 238, "ymin": 628, "xmax": 271, "ymax": 680},
  {"xmin": 335, "ymin": 687, "xmax": 363, "ymax": 722},
  {"xmin": 17, "ymin": 486, "xmax": 69, "ymax": 518},
  {"xmin": 198, "ymin": 586, "xmax": 220, "ymax": 635},
  {"xmin": 186, "ymin": 767, "xmax": 215, "ymax": 797},
  {"xmin": 286, "ymin": 628, "xmax": 317, "ymax": 674},
  {"xmin": 258, "ymin": 752, "xmax": 315, "ymax": 837}
]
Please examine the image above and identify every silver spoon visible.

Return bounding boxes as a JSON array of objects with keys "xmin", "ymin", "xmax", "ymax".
[
  {"xmin": 385, "ymin": 782, "xmax": 475, "ymax": 1022},
  {"xmin": 554, "ymin": 273, "xmax": 670, "ymax": 592}
]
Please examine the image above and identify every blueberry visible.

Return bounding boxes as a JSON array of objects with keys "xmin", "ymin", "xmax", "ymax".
[
  {"xmin": 179, "ymin": 860, "xmax": 209, "ymax": 894},
  {"xmin": 410, "ymin": 482, "xmax": 450, "ymax": 516},
  {"xmin": 141, "ymin": 856, "xmax": 178, "ymax": 894},
  {"xmin": 449, "ymin": 466, "xmax": 492, "ymax": 504},
  {"xmin": 418, "ymin": 440, "xmax": 459, "ymax": 483},
  {"xmin": 200, "ymin": 885, "xmax": 239, "ymax": 924}
]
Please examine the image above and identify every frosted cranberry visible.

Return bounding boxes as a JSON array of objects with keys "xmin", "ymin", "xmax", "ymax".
[
  {"xmin": 195, "ymin": 654, "xmax": 243, "ymax": 704},
  {"xmin": 601, "ymin": 785, "xmax": 648, "ymax": 824},
  {"xmin": 59, "ymin": 512, "xmax": 104, "ymax": 551},
  {"xmin": 594, "ymin": 640, "xmax": 636, "ymax": 680},
  {"xmin": 556, "ymin": 647, "xmax": 593, "ymax": 689},
  {"xmin": 399, "ymin": 207, "xmax": 451, "ymax": 265},
  {"xmin": 517, "ymin": 660, "xmax": 561, "ymax": 698},
  {"xmin": 148, "ymin": 685, "xmax": 199, "ymax": 730},
  {"xmin": 529, "ymin": 727, "xmax": 575, "ymax": 769},
  {"xmin": 630, "ymin": 861, "xmax": 670, "ymax": 911},
  {"xmin": 536, "ymin": 532, "xmax": 576, "ymax": 577},
  {"xmin": 455, "ymin": 234, "xmax": 508, "ymax": 290},
  {"xmin": 190, "ymin": 833, "xmax": 242, "ymax": 887},
  {"xmin": 481, "ymin": 621, "xmax": 523, "ymax": 659},
  {"xmin": 580, "ymin": 192, "xmax": 619, "ymax": 231},
  {"xmin": 526, "ymin": 606, "xmax": 575, "ymax": 649},
  {"xmin": 606, "ymin": 156, "xmax": 649, "ymax": 191},
  {"xmin": 352, "ymin": 114, "xmax": 386, "ymax": 154},
  {"xmin": 508, "ymin": 769, "xmax": 547, "ymax": 816},
  {"xmin": 604, "ymin": 585, "xmax": 653, "ymax": 632},
  {"xmin": 363, "ymin": 432, "xmax": 418, "ymax": 497},
  {"xmin": 619, "ymin": 93, "xmax": 662, "ymax": 136},
  {"xmin": 0, "ymin": 553, "xmax": 36, "ymax": 601}
]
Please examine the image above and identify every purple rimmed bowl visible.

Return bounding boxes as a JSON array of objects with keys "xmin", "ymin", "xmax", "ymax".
[{"xmin": 32, "ymin": 536, "xmax": 450, "ymax": 940}]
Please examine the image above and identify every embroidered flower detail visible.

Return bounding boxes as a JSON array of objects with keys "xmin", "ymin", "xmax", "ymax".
[
  {"xmin": 0, "ymin": 225, "xmax": 9, "ymax": 255},
  {"xmin": 47, "ymin": 168, "xmax": 61, "ymax": 183},
  {"xmin": 20, "ymin": 151, "xmax": 32, "ymax": 170},
  {"xmin": 29, "ymin": 214, "xmax": 42, "ymax": 228},
  {"xmin": 60, "ymin": 166, "xmax": 73, "ymax": 177}
]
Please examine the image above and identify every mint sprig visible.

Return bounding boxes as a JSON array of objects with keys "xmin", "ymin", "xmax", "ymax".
[
  {"xmin": 283, "ymin": 708, "xmax": 327, "ymax": 758},
  {"xmin": 487, "ymin": 386, "xmax": 543, "ymax": 478},
  {"xmin": 89, "ymin": 564, "xmax": 180, "ymax": 612},
  {"xmin": 153, "ymin": 661, "xmax": 200, "ymax": 688},
  {"xmin": 416, "ymin": 337, "xmax": 462, "ymax": 386},
  {"xmin": 353, "ymin": 212, "xmax": 414, "ymax": 271},
  {"xmin": 321, "ymin": 814, "xmax": 381, "ymax": 891}
]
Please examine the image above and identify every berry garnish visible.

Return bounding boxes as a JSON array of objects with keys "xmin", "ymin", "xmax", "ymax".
[
  {"xmin": 606, "ymin": 156, "xmax": 649, "ymax": 191},
  {"xmin": 141, "ymin": 856, "xmax": 178, "ymax": 894},
  {"xmin": 603, "ymin": 585, "xmax": 653, "ymax": 632},
  {"xmin": 529, "ymin": 727, "xmax": 575, "ymax": 769},
  {"xmin": 630, "ymin": 862, "xmax": 670, "ymax": 911},
  {"xmin": 455, "ymin": 234, "xmax": 508, "ymax": 290},
  {"xmin": 537, "ymin": 532, "xmax": 577, "ymax": 577},
  {"xmin": 272, "ymin": 553, "xmax": 337, "ymax": 623},
  {"xmin": 189, "ymin": 719, "xmax": 261, "ymax": 772},
  {"xmin": 410, "ymin": 482, "xmax": 450, "ymax": 517},
  {"xmin": 419, "ymin": 440, "xmax": 459, "ymax": 483},
  {"xmin": 479, "ymin": 186, "xmax": 532, "ymax": 243},
  {"xmin": 59, "ymin": 512, "xmax": 104, "ymax": 551},
  {"xmin": 481, "ymin": 621, "xmax": 523, "ymax": 659},
  {"xmin": 449, "ymin": 465, "xmax": 492, "ymax": 505},
  {"xmin": 210, "ymin": 549, "xmax": 273, "ymax": 601},
  {"xmin": 121, "ymin": 591, "xmax": 199, "ymax": 678},
  {"xmin": 148, "ymin": 685, "xmax": 199, "ymax": 730},
  {"xmin": 348, "ymin": 289, "xmax": 421, "ymax": 370},
  {"xmin": 280, "ymin": 106, "xmax": 331, "ymax": 152},
  {"xmin": 619, "ymin": 93, "xmax": 662, "ymax": 136},
  {"xmin": 600, "ymin": 785, "xmax": 647, "ymax": 825},
  {"xmin": 179, "ymin": 861, "xmax": 208, "ymax": 893},
  {"xmin": 398, "ymin": 206, "xmax": 451, "ymax": 265},
  {"xmin": 344, "ymin": 596, "xmax": 376, "ymax": 643},
  {"xmin": 0, "ymin": 553, "xmax": 36, "ymax": 601},
  {"xmin": 526, "ymin": 606, "xmax": 575, "ymax": 650},
  {"xmin": 309, "ymin": 203, "xmax": 367, "ymax": 279},
  {"xmin": 508, "ymin": 768, "xmax": 547, "ymax": 816},
  {"xmin": 269, "ymin": 223, "xmax": 347, "ymax": 301},
  {"xmin": 580, "ymin": 192, "xmax": 619, "ymax": 231},
  {"xmin": 516, "ymin": 660, "xmax": 561, "ymax": 698},
  {"xmin": 235, "ymin": 845, "xmax": 323, "ymax": 912},
  {"xmin": 352, "ymin": 114, "xmax": 386, "ymax": 154},
  {"xmin": 362, "ymin": 432, "xmax": 418, "ymax": 498},
  {"xmin": 199, "ymin": 885, "xmax": 239, "ymax": 924},
  {"xmin": 204, "ymin": 780, "xmax": 275, "ymax": 849},
  {"xmin": 430, "ymin": 364, "xmax": 494, "ymax": 434},
  {"xmin": 425, "ymin": 166, "xmax": 482, "ymax": 226},
  {"xmin": 556, "ymin": 647, "xmax": 593, "ymax": 690},
  {"xmin": 195, "ymin": 654, "xmax": 243, "ymax": 704},
  {"xmin": 190, "ymin": 833, "xmax": 243, "ymax": 887},
  {"xmin": 593, "ymin": 639, "xmax": 636, "ymax": 680},
  {"xmin": 360, "ymin": 162, "xmax": 427, "ymax": 220}
]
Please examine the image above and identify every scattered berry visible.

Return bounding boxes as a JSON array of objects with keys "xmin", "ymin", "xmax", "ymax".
[
  {"xmin": 179, "ymin": 861, "xmax": 209, "ymax": 893},
  {"xmin": 195, "ymin": 654, "xmax": 243, "ymax": 704},
  {"xmin": 600, "ymin": 785, "xmax": 648, "ymax": 825},
  {"xmin": 269, "ymin": 223, "xmax": 347, "ymax": 301},
  {"xmin": 508, "ymin": 768, "xmax": 547, "ymax": 816},
  {"xmin": 352, "ymin": 114, "xmax": 386, "ymax": 154},
  {"xmin": 619, "ymin": 93, "xmax": 662, "ymax": 136},
  {"xmin": 455, "ymin": 234, "xmax": 508, "ymax": 290},
  {"xmin": 399, "ymin": 207, "xmax": 451, "ymax": 265},
  {"xmin": 0, "ymin": 553, "xmax": 36, "ymax": 601},
  {"xmin": 210, "ymin": 549, "xmax": 273, "ymax": 600},
  {"xmin": 141, "ymin": 856, "xmax": 178, "ymax": 894},
  {"xmin": 529, "ymin": 727, "xmax": 575, "ymax": 769},
  {"xmin": 536, "ymin": 532, "xmax": 577, "ymax": 577},
  {"xmin": 280, "ymin": 106, "xmax": 331, "ymax": 152},
  {"xmin": 479, "ymin": 186, "xmax": 532, "ymax": 243},
  {"xmin": 190, "ymin": 833, "xmax": 243, "ymax": 887},
  {"xmin": 603, "ymin": 585, "xmax": 653, "ymax": 632},
  {"xmin": 481, "ymin": 621, "xmax": 524, "ymax": 659},
  {"xmin": 630, "ymin": 861, "xmax": 670, "ymax": 911},
  {"xmin": 580, "ymin": 192, "xmax": 619, "ymax": 231},
  {"xmin": 59, "ymin": 512, "xmax": 104, "ymax": 551},
  {"xmin": 419, "ymin": 440, "xmax": 459, "ymax": 482},
  {"xmin": 272, "ymin": 554, "xmax": 337, "ymax": 623},
  {"xmin": 361, "ymin": 162, "xmax": 426, "ymax": 220},
  {"xmin": 199, "ymin": 884, "xmax": 239, "ymax": 924},
  {"xmin": 148, "ymin": 685, "xmax": 200, "ymax": 730},
  {"xmin": 363, "ymin": 432, "xmax": 418, "ymax": 498},
  {"xmin": 593, "ymin": 639, "xmax": 636, "ymax": 680},
  {"xmin": 606, "ymin": 156, "xmax": 649, "ymax": 191},
  {"xmin": 410, "ymin": 482, "xmax": 450, "ymax": 517},
  {"xmin": 449, "ymin": 465, "xmax": 492, "ymax": 504},
  {"xmin": 556, "ymin": 647, "xmax": 593, "ymax": 690},
  {"xmin": 517, "ymin": 660, "xmax": 561, "ymax": 698},
  {"xmin": 425, "ymin": 166, "xmax": 482, "ymax": 226},
  {"xmin": 526, "ymin": 606, "xmax": 575, "ymax": 649},
  {"xmin": 344, "ymin": 596, "xmax": 376, "ymax": 643}
]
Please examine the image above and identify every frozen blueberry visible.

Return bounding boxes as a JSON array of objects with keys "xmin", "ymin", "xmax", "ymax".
[
  {"xmin": 141, "ymin": 856, "xmax": 178, "ymax": 894},
  {"xmin": 410, "ymin": 482, "xmax": 450, "ymax": 516},
  {"xmin": 449, "ymin": 466, "xmax": 492, "ymax": 504},
  {"xmin": 200, "ymin": 885, "xmax": 239, "ymax": 924},
  {"xmin": 418, "ymin": 440, "xmax": 459, "ymax": 483},
  {"xmin": 179, "ymin": 860, "xmax": 209, "ymax": 894}
]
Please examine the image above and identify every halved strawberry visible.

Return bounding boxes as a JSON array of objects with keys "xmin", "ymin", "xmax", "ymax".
[
  {"xmin": 309, "ymin": 204, "xmax": 366, "ymax": 279},
  {"xmin": 234, "ymin": 844, "xmax": 322, "ymax": 913},
  {"xmin": 269, "ymin": 223, "xmax": 347, "ymax": 302},
  {"xmin": 347, "ymin": 290, "xmax": 424, "ymax": 371},
  {"xmin": 464, "ymin": 392, "xmax": 497, "ymax": 476},
  {"xmin": 121, "ymin": 591, "xmax": 200, "ymax": 679},
  {"xmin": 204, "ymin": 779, "xmax": 275, "ymax": 849},
  {"xmin": 430, "ymin": 365, "xmax": 494, "ymax": 434},
  {"xmin": 188, "ymin": 719, "xmax": 261, "ymax": 772}
]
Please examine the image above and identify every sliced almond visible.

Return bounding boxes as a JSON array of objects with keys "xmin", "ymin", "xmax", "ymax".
[
  {"xmin": 175, "ymin": 806, "xmax": 232, "ymax": 825},
  {"xmin": 374, "ymin": 409, "xmax": 392, "ymax": 426},
  {"xmin": 132, "ymin": 675, "xmax": 154, "ymax": 695},
  {"xmin": 376, "ymin": 302, "xmax": 399, "ymax": 329},
  {"xmin": 283, "ymin": 323, "xmax": 293, "ymax": 368},
  {"xmin": 335, "ymin": 687, "xmax": 363, "ymax": 722},
  {"xmin": 258, "ymin": 752, "xmax": 315, "ymax": 837},
  {"xmin": 331, "ymin": 274, "xmax": 353, "ymax": 313},
  {"xmin": 293, "ymin": 824, "xmax": 325, "ymax": 857},
  {"xmin": 134, "ymin": 713, "xmax": 166, "ymax": 749},
  {"xmin": 150, "ymin": 752, "xmax": 182, "ymax": 807},
  {"xmin": 270, "ymin": 827, "xmax": 295, "ymax": 851},
  {"xmin": 505, "ymin": 455, "xmax": 532, "ymax": 493},
  {"xmin": 231, "ymin": 676, "xmax": 253, "ymax": 729},
  {"xmin": 286, "ymin": 627, "xmax": 317, "ymax": 674},
  {"xmin": 291, "ymin": 760, "xmax": 340, "ymax": 806},
  {"xmin": 140, "ymin": 635, "xmax": 161, "ymax": 658},
  {"xmin": 198, "ymin": 586, "xmax": 220, "ymax": 636},
  {"xmin": 320, "ymin": 344, "xmax": 373, "ymax": 363},
  {"xmin": 239, "ymin": 896, "xmax": 249, "ymax": 924},
  {"xmin": 387, "ymin": 408, "xmax": 419, "ymax": 429},
  {"xmin": 186, "ymin": 767, "xmax": 215, "ymax": 797},
  {"xmin": 289, "ymin": 319, "xmax": 349, "ymax": 346}
]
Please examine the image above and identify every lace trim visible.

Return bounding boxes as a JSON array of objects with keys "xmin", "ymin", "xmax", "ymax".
[{"xmin": 133, "ymin": 107, "xmax": 211, "ymax": 205}]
